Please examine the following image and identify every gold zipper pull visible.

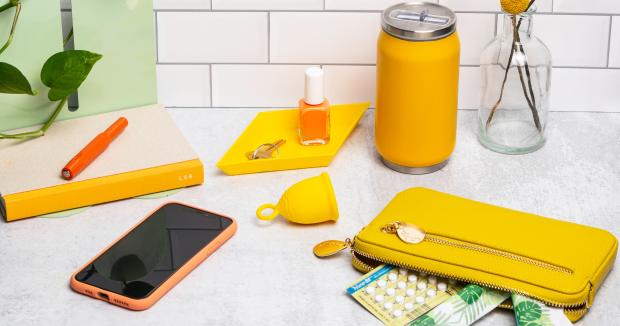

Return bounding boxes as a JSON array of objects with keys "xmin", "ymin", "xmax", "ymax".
[
  {"xmin": 313, "ymin": 238, "xmax": 352, "ymax": 257},
  {"xmin": 382, "ymin": 221, "xmax": 426, "ymax": 244}
]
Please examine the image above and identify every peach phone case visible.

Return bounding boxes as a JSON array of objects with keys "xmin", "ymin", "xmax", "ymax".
[{"xmin": 70, "ymin": 202, "xmax": 237, "ymax": 310}]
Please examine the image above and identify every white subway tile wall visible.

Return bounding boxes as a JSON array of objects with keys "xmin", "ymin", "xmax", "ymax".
[
  {"xmin": 610, "ymin": 17, "xmax": 620, "ymax": 68},
  {"xmin": 553, "ymin": 0, "xmax": 620, "ymax": 14},
  {"xmin": 156, "ymin": 65, "xmax": 211, "ymax": 107},
  {"xmin": 270, "ymin": 12, "xmax": 380, "ymax": 64},
  {"xmin": 539, "ymin": 15, "xmax": 610, "ymax": 67},
  {"xmin": 551, "ymin": 69, "xmax": 620, "ymax": 111},
  {"xmin": 157, "ymin": 12, "xmax": 268, "ymax": 63},
  {"xmin": 325, "ymin": 0, "xmax": 436, "ymax": 11},
  {"xmin": 440, "ymin": 0, "xmax": 552, "ymax": 12},
  {"xmin": 212, "ymin": 65, "xmax": 316, "ymax": 107},
  {"xmin": 497, "ymin": 14, "xmax": 611, "ymax": 67},
  {"xmin": 153, "ymin": 0, "xmax": 210, "ymax": 10},
  {"xmin": 323, "ymin": 65, "xmax": 376, "ymax": 107},
  {"xmin": 151, "ymin": 1, "xmax": 619, "ymax": 111},
  {"xmin": 458, "ymin": 67, "xmax": 483, "ymax": 110},
  {"xmin": 212, "ymin": 0, "xmax": 323, "ymax": 10},
  {"xmin": 456, "ymin": 13, "xmax": 496, "ymax": 65}
]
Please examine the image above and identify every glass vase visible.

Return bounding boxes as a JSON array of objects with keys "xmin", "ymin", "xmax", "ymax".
[{"xmin": 478, "ymin": 10, "xmax": 551, "ymax": 154}]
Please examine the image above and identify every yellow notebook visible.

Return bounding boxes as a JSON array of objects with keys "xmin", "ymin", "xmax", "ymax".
[{"xmin": 0, "ymin": 104, "xmax": 203, "ymax": 221}]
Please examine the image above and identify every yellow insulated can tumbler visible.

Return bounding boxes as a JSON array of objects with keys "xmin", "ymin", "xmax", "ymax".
[{"xmin": 376, "ymin": 2, "xmax": 460, "ymax": 174}]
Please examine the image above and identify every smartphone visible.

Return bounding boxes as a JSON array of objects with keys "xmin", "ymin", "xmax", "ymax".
[{"xmin": 70, "ymin": 202, "xmax": 236, "ymax": 310}]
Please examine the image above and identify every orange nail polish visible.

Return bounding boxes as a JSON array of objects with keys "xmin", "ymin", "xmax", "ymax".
[{"xmin": 299, "ymin": 67, "xmax": 330, "ymax": 146}]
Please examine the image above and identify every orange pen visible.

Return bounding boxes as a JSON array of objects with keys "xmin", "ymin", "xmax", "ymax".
[{"xmin": 61, "ymin": 117, "xmax": 128, "ymax": 180}]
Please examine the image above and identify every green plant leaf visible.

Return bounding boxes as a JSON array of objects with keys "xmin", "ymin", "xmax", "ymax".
[
  {"xmin": 515, "ymin": 301, "xmax": 543, "ymax": 324},
  {"xmin": 409, "ymin": 315, "xmax": 436, "ymax": 326},
  {"xmin": 0, "ymin": 62, "xmax": 35, "ymax": 95},
  {"xmin": 40, "ymin": 50, "xmax": 102, "ymax": 101},
  {"xmin": 458, "ymin": 284, "xmax": 485, "ymax": 304}
]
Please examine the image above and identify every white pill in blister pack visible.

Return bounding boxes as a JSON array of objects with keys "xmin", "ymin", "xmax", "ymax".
[{"xmin": 350, "ymin": 265, "xmax": 460, "ymax": 325}]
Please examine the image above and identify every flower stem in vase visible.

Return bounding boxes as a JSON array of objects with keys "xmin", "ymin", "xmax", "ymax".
[
  {"xmin": 486, "ymin": 0, "xmax": 541, "ymax": 132},
  {"xmin": 513, "ymin": 30, "xmax": 542, "ymax": 131},
  {"xmin": 485, "ymin": 16, "xmax": 520, "ymax": 129}
]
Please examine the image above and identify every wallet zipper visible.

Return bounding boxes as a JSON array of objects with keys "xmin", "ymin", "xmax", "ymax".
[{"xmin": 381, "ymin": 221, "xmax": 573, "ymax": 275}]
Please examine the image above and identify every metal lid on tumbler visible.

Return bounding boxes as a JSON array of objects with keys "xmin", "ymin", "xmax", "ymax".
[{"xmin": 382, "ymin": 2, "xmax": 457, "ymax": 41}]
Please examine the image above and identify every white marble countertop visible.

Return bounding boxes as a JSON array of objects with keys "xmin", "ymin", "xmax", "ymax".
[{"xmin": 1, "ymin": 109, "xmax": 618, "ymax": 325}]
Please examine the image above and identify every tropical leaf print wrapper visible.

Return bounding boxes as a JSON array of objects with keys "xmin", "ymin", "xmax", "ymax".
[
  {"xmin": 512, "ymin": 294, "xmax": 572, "ymax": 326},
  {"xmin": 408, "ymin": 284, "xmax": 509, "ymax": 326}
]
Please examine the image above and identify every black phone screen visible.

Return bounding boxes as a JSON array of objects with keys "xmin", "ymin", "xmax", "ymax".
[{"xmin": 74, "ymin": 203, "xmax": 232, "ymax": 299}]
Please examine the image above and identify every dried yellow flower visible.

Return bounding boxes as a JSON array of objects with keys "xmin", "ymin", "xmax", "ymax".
[{"xmin": 501, "ymin": 0, "xmax": 531, "ymax": 14}]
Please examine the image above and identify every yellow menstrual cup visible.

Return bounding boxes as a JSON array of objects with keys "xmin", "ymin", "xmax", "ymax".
[{"xmin": 256, "ymin": 172, "xmax": 339, "ymax": 224}]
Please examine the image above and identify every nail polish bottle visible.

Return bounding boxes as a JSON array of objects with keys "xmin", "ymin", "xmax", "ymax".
[{"xmin": 299, "ymin": 67, "xmax": 330, "ymax": 146}]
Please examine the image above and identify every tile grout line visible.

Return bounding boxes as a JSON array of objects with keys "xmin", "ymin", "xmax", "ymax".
[
  {"xmin": 209, "ymin": 0, "xmax": 215, "ymax": 106},
  {"xmin": 153, "ymin": 62, "xmax": 620, "ymax": 70},
  {"xmin": 157, "ymin": 62, "xmax": 378, "ymax": 66},
  {"xmin": 209, "ymin": 64, "xmax": 213, "ymax": 108},
  {"xmin": 607, "ymin": 16, "xmax": 613, "ymax": 68},
  {"xmin": 151, "ymin": 9, "xmax": 619, "ymax": 16},
  {"xmin": 552, "ymin": 65, "xmax": 620, "ymax": 70},
  {"xmin": 69, "ymin": 7, "xmax": 618, "ymax": 16}
]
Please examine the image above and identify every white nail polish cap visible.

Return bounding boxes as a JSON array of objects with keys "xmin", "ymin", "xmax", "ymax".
[{"xmin": 304, "ymin": 67, "xmax": 325, "ymax": 105}]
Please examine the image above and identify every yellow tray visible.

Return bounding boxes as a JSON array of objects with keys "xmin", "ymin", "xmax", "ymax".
[{"xmin": 217, "ymin": 102, "xmax": 369, "ymax": 175}]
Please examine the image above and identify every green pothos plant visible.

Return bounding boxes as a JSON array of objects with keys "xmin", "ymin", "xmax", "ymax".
[{"xmin": 0, "ymin": 0, "xmax": 101, "ymax": 140}]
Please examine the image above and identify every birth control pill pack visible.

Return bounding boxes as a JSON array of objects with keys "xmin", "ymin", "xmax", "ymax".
[{"xmin": 347, "ymin": 264, "xmax": 460, "ymax": 326}]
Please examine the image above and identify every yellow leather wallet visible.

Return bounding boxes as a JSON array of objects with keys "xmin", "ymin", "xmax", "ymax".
[{"xmin": 315, "ymin": 188, "xmax": 617, "ymax": 322}]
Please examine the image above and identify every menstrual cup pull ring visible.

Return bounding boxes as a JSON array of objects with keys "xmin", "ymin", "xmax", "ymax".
[{"xmin": 256, "ymin": 203, "xmax": 279, "ymax": 221}]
